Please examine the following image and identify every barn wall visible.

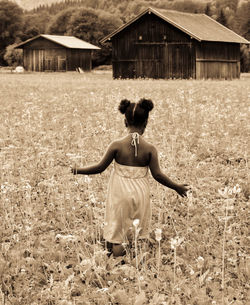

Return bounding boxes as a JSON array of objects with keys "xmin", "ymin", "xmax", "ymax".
[
  {"xmin": 66, "ymin": 49, "xmax": 92, "ymax": 71},
  {"xmin": 22, "ymin": 37, "xmax": 93, "ymax": 72},
  {"xmin": 24, "ymin": 48, "xmax": 67, "ymax": 71},
  {"xmin": 112, "ymin": 13, "xmax": 195, "ymax": 79},
  {"xmin": 195, "ymin": 42, "xmax": 240, "ymax": 79}
]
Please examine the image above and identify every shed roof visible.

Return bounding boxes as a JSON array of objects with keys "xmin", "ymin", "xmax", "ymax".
[
  {"xmin": 100, "ymin": 7, "xmax": 249, "ymax": 44},
  {"xmin": 15, "ymin": 34, "xmax": 100, "ymax": 50}
]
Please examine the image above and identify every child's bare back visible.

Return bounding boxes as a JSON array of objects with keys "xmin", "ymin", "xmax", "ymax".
[{"xmin": 113, "ymin": 134, "xmax": 153, "ymax": 167}]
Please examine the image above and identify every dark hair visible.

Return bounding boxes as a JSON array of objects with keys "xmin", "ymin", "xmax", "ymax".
[{"xmin": 119, "ymin": 98, "xmax": 154, "ymax": 127}]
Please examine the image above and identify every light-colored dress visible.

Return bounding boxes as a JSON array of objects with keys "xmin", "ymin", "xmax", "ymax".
[{"xmin": 103, "ymin": 133, "xmax": 151, "ymax": 244}]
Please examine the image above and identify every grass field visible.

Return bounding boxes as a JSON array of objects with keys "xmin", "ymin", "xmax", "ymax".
[{"xmin": 0, "ymin": 72, "xmax": 249, "ymax": 305}]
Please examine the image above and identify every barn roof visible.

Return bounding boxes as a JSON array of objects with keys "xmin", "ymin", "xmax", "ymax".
[
  {"xmin": 100, "ymin": 7, "xmax": 249, "ymax": 44},
  {"xmin": 15, "ymin": 34, "xmax": 100, "ymax": 50}
]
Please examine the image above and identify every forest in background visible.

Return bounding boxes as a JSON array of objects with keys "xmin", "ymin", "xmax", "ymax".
[{"xmin": 1, "ymin": 0, "xmax": 249, "ymax": 70}]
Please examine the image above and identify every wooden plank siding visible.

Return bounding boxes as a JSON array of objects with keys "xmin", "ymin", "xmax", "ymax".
[
  {"xmin": 195, "ymin": 42, "xmax": 240, "ymax": 79},
  {"xmin": 112, "ymin": 13, "xmax": 196, "ymax": 79},
  {"xmin": 106, "ymin": 9, "xmax": 245, "ymax": 80},
  {"xmin": 21, "ymin": 37, "xmax": 92, "ymax": 72},
  {"xmin": 66, "ymin": 49, "xmax": 92, "ymax": 71},
  {"xmin": 24, "ymin": 48, "xmax": 67, "ymax": 71}
]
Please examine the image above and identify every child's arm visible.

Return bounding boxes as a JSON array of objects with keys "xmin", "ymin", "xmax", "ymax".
[
  {"xmin": 149, "ymin": 145, "xmax": 188, "ymax": 197},
  {"xmin": 72, "ymin": 142, "xmax": 117, "ymax": 175}
]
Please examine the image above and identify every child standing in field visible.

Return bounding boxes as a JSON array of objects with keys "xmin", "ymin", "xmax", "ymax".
[{"xmin": 72, "ymin": 99, "xmax": 188, "ymax": 256}]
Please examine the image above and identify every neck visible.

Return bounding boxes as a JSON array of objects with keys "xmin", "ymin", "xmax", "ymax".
[{"xmin": 128, "ymin": 126, "xmax": 144, "ymax": 135}]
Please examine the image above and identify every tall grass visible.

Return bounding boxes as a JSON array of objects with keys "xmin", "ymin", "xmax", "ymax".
[{"xmin": 0, "ymin": 72, "xmax": 249, "ymax": 305}]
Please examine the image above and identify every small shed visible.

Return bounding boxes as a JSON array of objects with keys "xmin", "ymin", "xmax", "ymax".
[
  {"xmin": 15, "ymin": 34, "xmax": 100, "ymax": 72},
  {"xmin": 100, "ymin": 7, "xmax": 249, "ymax": 79}
]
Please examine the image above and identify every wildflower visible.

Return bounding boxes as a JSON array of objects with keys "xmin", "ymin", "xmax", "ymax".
[
  {"xmin": 218, "ymin": 187, "xmax": 229, "ymax": 198},
  {"xmin": 133, "ymin": 219, "xmax": 141, "ymax": 236},
  {"xmin": 186, "ymin": 189, "xmax": 193, "ymax": 199},
  {"xmin": 84, "ymin": 176, "xmax": 92, "ymax": 183},
  {"xmin": 97, "ymin": 287, "xmax": 109, "ymax": 293},
  {"xmin": 197, "ymin": 256, "xmax": 204, "ymax": 269},
  {"xmin": 25, "ymin": 225, "xmax": 32, "ymax": 232},
  {"xmin": 155, "ymin": 228, "xmax": 162, "ymax": 242},
  {"xmin": 233, "ymin": 184, "xmax": 241, "ymax": 194},
  {"xmin": 133, "ymin": 219, "xmax": 140, "ymax": 227},
  {"xmin": 122, "ymin": 242, "xmax": 127, "ymax": 248},
  {"xmin": 55, "ymin": 234, "xmax": 77, "ymax": 243},
  {"xmin": 81, "ymin": 258, "xmax": 92, "ymax": 266},
  {"xmin": 23, "ymin": 182, "xmax": 31, "ymax": 190},
  {"xmin": 170, "ymin": 238, "xmax": 177, "ymax": 249},
  {"xmin": 219, "ymin": 184, "xmax": 241, "ymax": 198},
  {"xmin": 218, "ymin": 186, "xmax": 233, "ymax": 198},
  {"xmin": 89, "ymin": 194, "xmax": 96, "ymax": 204},
  {"xmin": 170, "ymin": 236, "xmax": 184, "ymax": 249}
]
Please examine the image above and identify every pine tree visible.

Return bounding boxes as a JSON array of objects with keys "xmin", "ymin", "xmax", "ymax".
[
  {"xmin": 217, "ymin": 9, "xmax": 228, "ymax": 27},
  {"xmin": 205, "ymin": 3, "xmax": 211, "ymax": 16}
]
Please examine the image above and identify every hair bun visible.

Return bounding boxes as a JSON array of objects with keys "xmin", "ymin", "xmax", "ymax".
[
  {"xmin": 138, "ymin": 98, "xmax": 154, "ymax": 112},
  {"xmin": 119, "ymin": 99, "xmax": 131, "ymax": 114}
]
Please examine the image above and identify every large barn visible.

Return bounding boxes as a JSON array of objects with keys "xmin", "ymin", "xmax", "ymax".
[
  {"xmin": 100, "ymin": 7, "xmax": 249, "ymax": 79},
  {"xmin": 15, "ymin": 34, "xmax": 100, "ymax": 72}
]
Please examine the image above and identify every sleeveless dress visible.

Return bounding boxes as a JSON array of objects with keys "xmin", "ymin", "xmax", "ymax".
[{"xmin": 103, "ymin": 133, "xmax": 151, "ymax": 244}]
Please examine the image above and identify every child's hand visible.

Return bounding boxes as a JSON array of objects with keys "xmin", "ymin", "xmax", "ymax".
[
  {"xmin": 71, "ymin": 167, "xmax": 77, "ymax": 175},
  {"xmin": 175, "ymin": 184, "xmax": 189, "ymax": 197}
]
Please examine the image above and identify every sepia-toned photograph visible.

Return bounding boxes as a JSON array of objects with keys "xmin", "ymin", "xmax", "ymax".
[{"xmin": 0, "ymin": 0, "xmax": 249, "ymax": 304}]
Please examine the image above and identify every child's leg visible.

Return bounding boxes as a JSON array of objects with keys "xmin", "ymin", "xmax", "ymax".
[
  {"xmin": 105, "ymin": 240, "xmax": 126, "ymax": 257},
  {"xmin": 112, "ymin": 244, "xmax": 126, "ymax": 257},
  {"xmin": 106, "ymin": 241, "xmax": 113, "ymax": 257}
]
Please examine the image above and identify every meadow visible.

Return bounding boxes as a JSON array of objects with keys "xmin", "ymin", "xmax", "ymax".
[{"xmin": 0, "ymin": 71, "xmax": 249, "ymax": 305}]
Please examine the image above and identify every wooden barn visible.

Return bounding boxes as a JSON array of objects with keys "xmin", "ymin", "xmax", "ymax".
[
  {"xmin": 15, "ymin": 34, "xmax": 100, "ymax": 72},
  {"xmin": 100, "ymin": 7, "xmax": 249, "ymax": 79}
]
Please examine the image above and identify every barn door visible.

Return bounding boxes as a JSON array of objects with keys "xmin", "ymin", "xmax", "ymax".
[
  {"xmin": 135, "ymin": 43, "xmax": 165, "ymax": 78},
  {"xmin": 57, "ymin": 56, "xmax": 66, "ymax": 71},
  {"xmin": 165, "ymin": 43, "xmax": 195, "ymax": 79},
  {"xmin": 38, "ymin": 50, "xmax": 45, "ymax": 71},
  {"xmin": 45, "ymin": 56, "xmax": 53, "ymax": 71}
]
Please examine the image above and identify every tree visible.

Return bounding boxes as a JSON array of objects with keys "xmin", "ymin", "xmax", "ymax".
[
  {"xmin": 93, "ymin": 10, "xmax": 123, "ymax": 66},
  {"xmin": 216, "ymin": 0, "xmax": 239, "ymax": 12},
  {"xmin": 21, "ymin": 12, "xmax": 51, "ymax": 41},
  {"xmin": 4, "ymin": 43, "xmax": 23, "ymax": 67},
  {"xmin": 205, "ymin": 3, "xmax": 212, "ymax": 16},
  {"xmin": 66, "ymin": 7, "xmax": 123, "ymax": 44},
  {"xmin": 240, "ymin": 45, "xmax": 249, "ymax": 73},
  {"xmin": 237, "ymin": 2, "xmax": 250, "ymax": 40},
  {"xmin": 66, "ymin": 8, "xmax": 102, "ymax": 44},
  {"xmin": 217, "ymin": 9, "xmax": 228, "ymax": 27},
  {"xmin": 47, "ymin": 8, "xmax": 77, "ymax": 35},
  {"xmin": 66, "ymin": 7, "xmax": 122, "ymax": 66},
  {"xmin": 171, "ymin": 0, "xmax": 205, "ymax": 13},
  {"xmin": 0, "ymin": 0, "xmax": 24, "ymax": 65}
]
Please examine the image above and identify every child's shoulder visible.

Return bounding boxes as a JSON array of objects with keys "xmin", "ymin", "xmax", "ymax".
[
  {"xmin": 140, "ymin": 137, "xmax": 155, "ymax": 148},
  {"xmin": 113, "ymin": 136, "xmax": 156, "ymax": 151},
  {"xmin": 108, "ymin": 137, "xmax": 126, "ymax": 150},
  {"xmin": 111, "ymin": 135, "xmax": 128, "ymax": 145}
]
